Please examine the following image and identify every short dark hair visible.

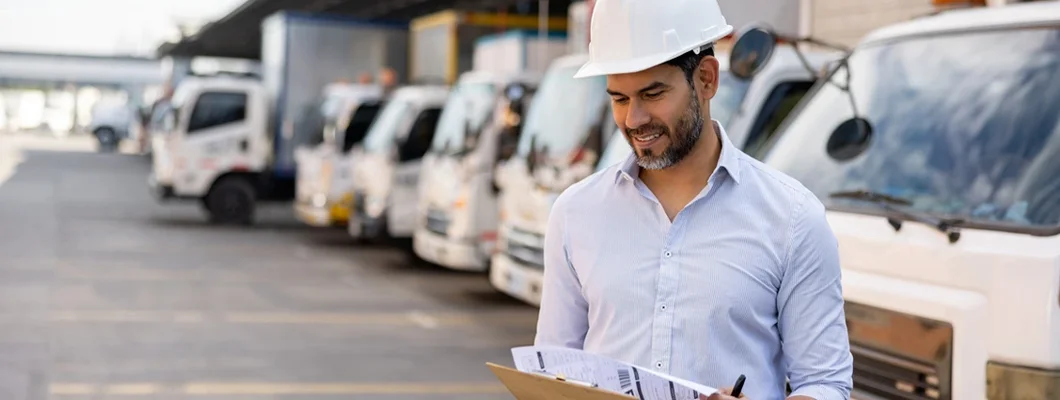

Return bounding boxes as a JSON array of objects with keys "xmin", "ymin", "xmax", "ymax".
[{"xmin": 664, "ymin": 45, "xmax": 716, "ymax": 86}]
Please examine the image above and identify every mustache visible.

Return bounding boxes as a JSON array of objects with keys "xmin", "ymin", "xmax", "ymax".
[{"xmin": 625, "ymin": 123, "xmax": 670, "ymax": 138}]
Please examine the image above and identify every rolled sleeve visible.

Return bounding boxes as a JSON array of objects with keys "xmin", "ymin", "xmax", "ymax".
[
  {"xmin": 789, "ymin": 384, "xmax": 849, "ymax": 400},
  {"xmin": 777, "ymin": 195, "xmax": 853, "ymax": 400},
  {"xmin": 533, "ymin": 191, "xmax": 589, "ymax": 349}
]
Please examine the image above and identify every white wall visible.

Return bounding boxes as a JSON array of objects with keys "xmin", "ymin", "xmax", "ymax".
[{"xmin": 806, "ymin": 0, "xmax": 937, "ymax": 47}]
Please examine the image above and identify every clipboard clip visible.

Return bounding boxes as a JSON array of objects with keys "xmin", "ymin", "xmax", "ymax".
[{"xmin": 532, "ymin": 371, "xmax": 599, "ymax": 388}]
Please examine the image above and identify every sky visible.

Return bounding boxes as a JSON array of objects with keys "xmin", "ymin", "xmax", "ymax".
[{"xmin": 0, "ymin": 0, "xmax": 247, "ymax": 56}]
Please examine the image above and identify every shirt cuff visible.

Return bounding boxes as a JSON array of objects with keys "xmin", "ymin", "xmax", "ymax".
[{"xmin": 788, "ymin": 384, "xmax": 848, "ymax": 400}]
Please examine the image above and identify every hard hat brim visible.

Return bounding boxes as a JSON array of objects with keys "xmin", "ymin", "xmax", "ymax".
[{"xmin": 573, "ymin": 25, "xmax": 733, "ymax": 79}]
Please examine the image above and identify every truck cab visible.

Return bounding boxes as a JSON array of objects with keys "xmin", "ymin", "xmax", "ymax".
[
  {"xmin": 490, "ymin": 47, "xmax": 840, "ymax": 306},
  {"xmin": 412, "ymin": 70, "xmax": 539, "ymax": 271},
  {"xmin": 348, "ymin": 85, "xmax": 449, "ymax": 241},
  {"xmin": 293, "ymin": 83, "xmax": 384, "ymax": 227},
  {"xmin": 748, "ymin": 3, "xmax": 1060, "ymax": 398},
  {"xmin": 149, "ymin": 74, "xmax": 273, "ymax": 224},
  {"xmin": 489, "ymin": 53, "xmax": 614, "ymax": 304}
]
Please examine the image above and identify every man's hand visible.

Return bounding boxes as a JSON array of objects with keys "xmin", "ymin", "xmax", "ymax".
[{"xmin": 699, "ymin": 387, "xmax": 746, "ymax": 399}]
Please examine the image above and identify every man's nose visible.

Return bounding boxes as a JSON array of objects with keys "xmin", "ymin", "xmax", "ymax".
[{"xmin": 624, "ymin": 101, "xmax": 651, "ymax": 130}]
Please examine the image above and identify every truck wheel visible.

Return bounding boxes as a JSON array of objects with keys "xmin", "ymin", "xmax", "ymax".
[
  {"xmin": 204, "ymin": 177, "xmax": 256, "ymax": 225},
  {"xmin": 95, "ymin": 128, "xmax": 118, "ymax": 153}
]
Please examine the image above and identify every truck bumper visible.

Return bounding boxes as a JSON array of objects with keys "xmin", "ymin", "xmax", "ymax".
[
  {"xmin": 349, "ymin": 212, "xmax": 387, "ymax": 239},
  {"xmin": 294, "ymin": 199, "xmax": 350, "ymax": 228},
  {"xmin": 489, "ymin": 254, "xmax": 542, "ymax": 307},
  {"xmin": 413, "ymin": 228, "xmax": 486, "ymax": 272},
  {"xmin": 148, "ymin": 173, "xmax": 176, "ymax": 201},
  {"xmin": 294, "ymin": 202, "xmax": 333, "ymax": 227}
]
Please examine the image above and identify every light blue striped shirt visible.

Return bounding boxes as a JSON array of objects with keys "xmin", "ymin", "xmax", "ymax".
[{"xmin": 534, "ymin": 121, "xmax": 853, "ymax": 400}]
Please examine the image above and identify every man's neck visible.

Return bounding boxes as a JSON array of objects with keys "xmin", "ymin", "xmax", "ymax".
[{"xmin": 639, "ymin": 122, "xmax": 722, "ymax": 194}]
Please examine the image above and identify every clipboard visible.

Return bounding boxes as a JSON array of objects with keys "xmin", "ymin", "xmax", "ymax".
[{"xmin": 487, "ymin": 362, "xmax": 637, "ymax": 400}]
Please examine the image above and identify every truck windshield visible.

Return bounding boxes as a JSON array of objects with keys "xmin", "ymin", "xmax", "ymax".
[
  {"xmin": 300, "ymin": 98, "xmax": 329, "ymax": 147},
  {"xmin": 712, "ymin": 71, "xmax": 751, "ymax": 126},
  {"xmin": 430, "ymin": 81, "xmax": 497, "ymax": 154},
  {"xmin": 596, "ymin": 130, "xmax": 631, "ymax": 172},
  {"xmin": 362, "ymin": 97, "xmax": 413, "ymax": 154},
  {"xmin": 764, "ymin": 27, "xmax": 1060, "ymax": 229},
  {"xmin": 515, "ymin": 64, "xmax": 608, "ymax": 159},
  {"xmin": 337, "ymin": 101, "xmax": 383, "ymax": 153}
]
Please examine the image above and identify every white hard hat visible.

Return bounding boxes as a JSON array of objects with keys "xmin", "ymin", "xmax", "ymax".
[{"xmin": 574, "ymin": 0, "xmax": 733, "ymax": 78}]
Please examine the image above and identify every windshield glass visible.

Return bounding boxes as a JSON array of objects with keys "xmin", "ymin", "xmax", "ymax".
[
  {"xmin": 711, "ymin": 71, "xmax": 750, "ymax": 126},
  {"xmin": 596, "ymin": 131, "xmax": 631, "ymax": 172},
  {"xmin": 362, "ymin": 97, "xmax": 413, "ymax": 154},
  {"xmin": 298, "ymin": 97, "xmax": 329, "ymax": 147},
  {"xmin": 339, "ymin": 101, "xmax": 384, "ymax": 152},
  {"xmin": 764, "ymin": 27, "xmax": 1060, "ymax": 228},
  {"xmin": 516, "ymin": 63, "xmax": 608, "ymax": 158},
  {"xmin": 430, "ymin": 81, "xmax": 497, "ymax": 154}
]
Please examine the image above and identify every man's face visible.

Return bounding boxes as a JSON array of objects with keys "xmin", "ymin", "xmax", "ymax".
[{"xmin": 606, "ymin": 58, "xmax": 717, "ymax": 170}]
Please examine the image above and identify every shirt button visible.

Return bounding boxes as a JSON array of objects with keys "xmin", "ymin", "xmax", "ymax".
[
  {"xmin": 664, "ymin": 251, "xmax": 672, "ymax": 258},
  {"xmin": 656, "ymin": 362, "xmax": 663, "ymax": 368},
  {"xmin": 660, "ymin": 305, "xmax": 667, "ymax": 310}
]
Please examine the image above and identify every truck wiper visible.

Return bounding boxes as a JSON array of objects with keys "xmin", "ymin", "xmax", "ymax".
[{"xmin": 829, "ymin": 190, "xmax": 965, "ymax": 244}]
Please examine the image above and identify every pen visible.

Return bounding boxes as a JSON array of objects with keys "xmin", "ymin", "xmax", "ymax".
[{"xmin": 730, "ymin": 374, "xmax": 746, "ymax": 398}]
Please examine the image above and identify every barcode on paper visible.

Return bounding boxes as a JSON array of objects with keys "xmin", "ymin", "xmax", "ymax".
[{"xmin": 618, "ymin": 368, "xmax": 632, "ymax": 390}]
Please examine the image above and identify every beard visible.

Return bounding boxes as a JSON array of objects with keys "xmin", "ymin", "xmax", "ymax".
[{"xmin": 625, "ymin": 91, "xmax": 705, "ymax": 170}]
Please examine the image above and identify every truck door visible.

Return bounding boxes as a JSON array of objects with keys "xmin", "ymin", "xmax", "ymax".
[
  {"xmin": 173, "ymin": 90, "xmax": 250, "ymax": 195},
  {"xmin": 389, "ymin": 107, "xmax": 443, "ymax": 236}
]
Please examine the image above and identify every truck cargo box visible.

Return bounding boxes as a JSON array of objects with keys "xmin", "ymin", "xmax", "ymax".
[
  {"xmin": 262, "ymin": 11, "xmax": 409, "ymax": 177},
  {"xmin": 472, "ymin": 30, "xmax": 567, "ymax": 75},
  {"xmin": 410, "ymin": 10, "xmax": 567, "ymax": 85}
]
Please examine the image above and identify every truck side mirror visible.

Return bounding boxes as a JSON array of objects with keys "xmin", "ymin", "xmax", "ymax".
[
  {"xmin": 730, "ymin": 25, "xmax": 777, "ymax": 80},
  {"xmin": 826, "ymin": 117, "xmax": 874, "ymax": 161}
]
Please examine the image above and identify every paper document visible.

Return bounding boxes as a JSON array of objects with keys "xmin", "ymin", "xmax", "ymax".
[{"xmin": 511, "ymin": 346, "xmax": 719, "ymax": 400}]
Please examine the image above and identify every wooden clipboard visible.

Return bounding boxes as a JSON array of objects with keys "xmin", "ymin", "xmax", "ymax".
[{"xmin": 487, "ymin": 362, "xmax": 637, "ymax": 400}]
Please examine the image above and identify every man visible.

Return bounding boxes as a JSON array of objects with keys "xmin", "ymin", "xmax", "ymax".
[
  {"xmin": 378, "ymin": 67, "xmax": 398, "ymax": 96},
  {"xmin": 357, "ymin": 72, "xmax": 373, "ymax": 84},
  {"xmin": 533, "ymin": 0, "xmax": 854, "ymax": 399}
]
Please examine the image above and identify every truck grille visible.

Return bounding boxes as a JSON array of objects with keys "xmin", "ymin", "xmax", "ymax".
[
  {"xmin": 845, "ymin": 302, "xmax": 952, "ymax": 400},
  {"xmin": 505, "ymin": 227, "xmax": 544, "ymax": 269},
  {"xmin": 425, "ymin": 208, "xmax": 449, "ymax": 236},
  {"xmin": 852, "ymin": 345, "xmax": 943, "ymax": 399}
]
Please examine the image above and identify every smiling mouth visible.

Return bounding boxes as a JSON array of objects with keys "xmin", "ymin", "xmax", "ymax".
[
  {"xmin": 633, "ymin": 133, "xmax": 661, "ymax": 142},
  {"xmin": 632, "ymin": 133, "xmax": 663, "ymax": 148}
]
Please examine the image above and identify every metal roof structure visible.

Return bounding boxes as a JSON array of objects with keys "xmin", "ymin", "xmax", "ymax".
[
  {"xmin": 157, "ymin": 0, "xmax": 576, "ymax": 60},
  {"xmin": 0, "ymin": 51, "xmax": 162, "ymax": 88}
]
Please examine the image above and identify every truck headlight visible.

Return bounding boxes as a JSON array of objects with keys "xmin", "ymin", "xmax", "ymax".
[
  {"xmin": 987, "ymin": 361, "xmax": 1060, "ymax": 399},
  {"xmin": 366, "ymin": 196, "xmax": 386, "ymax": 218},
  {"xmin": 312, "ymin": 193, "xmax": 327, "ymax": 208}
]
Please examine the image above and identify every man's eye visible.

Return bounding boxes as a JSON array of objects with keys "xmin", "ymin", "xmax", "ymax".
[
  {"xmin": 612, "ymin": 97, "xmax": 629, "ymax": 105},
  {"xmin": 644, "ymin": 92, "xmax": 663, "ymax": 99}
]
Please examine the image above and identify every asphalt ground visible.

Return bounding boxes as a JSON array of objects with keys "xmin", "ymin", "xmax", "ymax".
[{"xmin": 0, "ymin": 132, "xmax": 538, "ymax": 400}]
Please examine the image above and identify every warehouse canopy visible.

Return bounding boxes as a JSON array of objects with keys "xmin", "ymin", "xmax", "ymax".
[{"xmin": 157, "ymin": 0, "xmax": 577, "ymax": 60}]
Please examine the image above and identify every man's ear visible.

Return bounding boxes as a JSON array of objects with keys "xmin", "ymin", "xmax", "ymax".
[{"xmin": 695, "ymin": 55, "xmax": 721, "ymax": 100}]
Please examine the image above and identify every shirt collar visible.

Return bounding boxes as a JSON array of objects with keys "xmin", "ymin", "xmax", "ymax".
[{"xmin": 614, "ymin": 119, "xmax": 743, "ymax": 185}]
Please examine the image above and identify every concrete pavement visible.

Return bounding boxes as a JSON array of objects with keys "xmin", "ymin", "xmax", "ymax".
[{"xmin": 0, "ymin": 133, "xmax": 538, "ymax": 399}]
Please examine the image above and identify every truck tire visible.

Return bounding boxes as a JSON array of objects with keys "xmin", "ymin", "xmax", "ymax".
[
  {"xmin": 95, "ymin": 128, "xmax": 118, "ymax": 153},
  {"xmin": 204, "ymin": 177, "xmax": 256, "ymax": 225}
]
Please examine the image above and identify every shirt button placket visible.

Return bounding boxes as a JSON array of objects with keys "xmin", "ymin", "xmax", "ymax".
[{"xmin": 650, "ymin": 220, "xmax": 682, "ymax": 373}]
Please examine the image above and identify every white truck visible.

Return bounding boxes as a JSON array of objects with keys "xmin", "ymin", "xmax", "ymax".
[
  {"xmin": 409, "ymin": 28, "xmax": 565, "ymax": 270},
  {"xmin": 148, "ymin": 11, "xmax": 408, "ymax": 224},
  {"xmin": 346, "ymin": 84, "xmax": 449, "ymax": 242},
  {"xmin": 490, "ymin": 47, "xmax": 840, "ymax": 307},
  {"xmin": 293, "ymin": 83, "xmax": 385, "ymax": 227},
  {"xmin": 411, "ymin": 70, "xmax": 541, "ymax": 270},
  {"xmin": 745, "ymin": 3, "xmax": 1060, "ymax": 398}
]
